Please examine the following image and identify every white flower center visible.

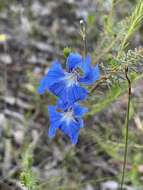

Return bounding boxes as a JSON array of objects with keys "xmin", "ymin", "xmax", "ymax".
[
  {"xmin": 65, "ymin": 72, "xmax": 78, "ymax": 87},
  {"xmin": 62, "ymin": 110, "xmax": 74, "ymax": 124}
]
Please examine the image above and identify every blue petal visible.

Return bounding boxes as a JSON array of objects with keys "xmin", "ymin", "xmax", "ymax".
[
  {"xmin": 48, "ymin": 106, "xmax": 62, "ymax": 122},
  {"xmin": 67, "ymin": 84, "xmax": 88, "ymax": 104},
  {"xmin": 49, "ymin": 80, "xmax": 67, "ymax": 100},
  {"xmin": 78, "ymin": 118, "xmax": 84, "ymax": 128},
  {"xmin": 67, "ymin": 53, "xmax": 82, "ymax": 71},
  {"xmin": 37, "ymin": 75, "xmax": 50, "ymax": 94},
  {"xmin": 79, "ymin": 55, "xmax": 91, "ymax": 72},
  {"xmin": 59, "ymin": 121, "xmax": 69, "ymax": 135},
  {"xmin": 71, "ymin": 132, "xmax": 79, "ymax": 144},
  {"xmin": 93, "ymin": 65, "xmax": 100, "ymax": 81},
  {"xmin": 48, "ymin": 106, "xmax": 62, "ymax": 137},
  {"xmin": 37, "ymin": 61, "xmax": 65, "ymax": 94},
  {"xmin": 73, "ymin": 104, "xmax": 88, "ymax": 117},
  {"xmin": 79, "ymin": 55, "xmax": 100, "ymax": 85},
  {"xmin": 68, "ymin": 120, "xmax": 83, "ymax": 144},
  {"xmin": 59, "ymin": 120, "xmax": 80, "ymax": 144},
  {"xmin": 48, "ymin": 123, "xmax": 59, "ymax": 138}
]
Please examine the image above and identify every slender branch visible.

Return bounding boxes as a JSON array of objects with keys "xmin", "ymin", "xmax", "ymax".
[
  {"xmin": 120, "ymin": 65, "xmax": 131, "ymax": 190},
  {"xmin": 90, "ymin": 76, "xmax": 108, "ymax": 94}
]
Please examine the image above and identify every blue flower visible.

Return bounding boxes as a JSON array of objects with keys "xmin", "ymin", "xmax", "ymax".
[
  {"xmin": 37, "ymin": 52, "xmax": 99, "ymax": 144},
  {"xmin": 48, "ymin": 103, "xmax": 88, "ymax": 144},
  {"xmin": 38, "ymin": 52, "xmax": 100, "ymax": 104}
]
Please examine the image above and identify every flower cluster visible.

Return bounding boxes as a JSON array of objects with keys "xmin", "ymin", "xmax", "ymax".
[{"xmin": 38, "ymin": 53, "xmax": 100, "ymax": 144}]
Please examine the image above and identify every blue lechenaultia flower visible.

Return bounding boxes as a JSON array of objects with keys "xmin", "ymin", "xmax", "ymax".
[
  {"xmin": 48, "ymin": 102, "xmax": 88, "ymax": 144},
  {"xmin": 37, "ymin": 52, "xmax": 100, "ymax": 144},
  {"xmin": 37, "ymin": 53, "xmax": 100, "ymax": 104}
]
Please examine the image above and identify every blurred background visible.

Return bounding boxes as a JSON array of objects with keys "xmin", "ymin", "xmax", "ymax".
[{"xmin": 0, "ymin": 0, "xmax": 143, "ymax": 189}]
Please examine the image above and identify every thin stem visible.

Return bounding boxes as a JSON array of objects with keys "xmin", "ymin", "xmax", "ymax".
[
  {"xmin": 80, "ymin": 20, "xmax": 87, "ymax": 57},
  {"xmin": 84, "ymin": 23, "xmax": 87, "ymax": 57},
  {"xmin": 4, "ymin": 43, "xmax": 7, "ymax": 112},
  {"xmin": 120, "ymin": 65, "xmax": 131, "ymax": 190}
]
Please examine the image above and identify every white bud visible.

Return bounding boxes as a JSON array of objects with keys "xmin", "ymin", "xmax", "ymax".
[{"xmin": 80, "ymin": 20, "xmax": 84, "ymax": 24}]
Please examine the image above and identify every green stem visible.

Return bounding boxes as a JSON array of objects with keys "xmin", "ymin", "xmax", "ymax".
[{"xmin": 120, "ymin": 66, "xmax": 131, "ymax": 190}]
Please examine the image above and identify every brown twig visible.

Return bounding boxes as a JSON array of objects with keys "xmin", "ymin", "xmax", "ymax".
[{"xmin": 120, "ymin": 65, "xmax": 131, "ymax": 190}]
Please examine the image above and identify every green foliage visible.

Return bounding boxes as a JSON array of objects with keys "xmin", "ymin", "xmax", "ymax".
[
  {"xmin": 119, "ymin": 0, "xmax": 143, "ymax": 53},
  {"xmin": 119, "ymin": 48, "xmax": 143, "ymax": 67},
  {"xmin": 20, "ymin": 146, "xmax": 39, "ymax": 190}
]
